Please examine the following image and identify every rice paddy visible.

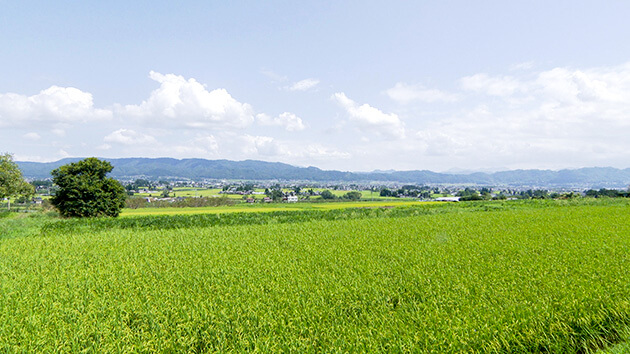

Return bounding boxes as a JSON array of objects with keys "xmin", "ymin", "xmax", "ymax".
[{"xmin": 1, "ymin": 199, "xmax": 629, "ymax": 352}]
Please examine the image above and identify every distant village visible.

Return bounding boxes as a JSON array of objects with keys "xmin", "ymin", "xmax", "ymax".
[{"xmin": 26, "ymin": 177, "xmax": 628, "ymax": 203}]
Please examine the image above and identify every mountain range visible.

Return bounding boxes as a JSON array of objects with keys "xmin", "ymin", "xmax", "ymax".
[{"xmin": 16, "ymin": 158, "xmax": 630, "ymax": 189}]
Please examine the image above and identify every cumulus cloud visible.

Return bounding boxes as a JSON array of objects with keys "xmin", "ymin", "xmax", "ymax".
[
  {"xmin": 0, "ymin": 86, "xmax": 112, "ymax": 127},
  {"xmin": 118, "ymin": 71, "xmax": 254, "ymax": 129},
  {"xmin": 193, "ymin": 135, "xmax": 219, "ymax": 153},
  {"xmin": 256, "ymin": 112, "xmax": 306, "ymax": 131},
  {"xmin": 104, "ymin": 129, "xmax": 156, "ymax": 145},
  {"xmin": 386, "ymin": 82, "xmax": 459, "ymax": 103},
  {"xmin": 240, "ymin": 135, "xmax": 289, "ymax": 156},
  {"xmin": 405, "ymin": 62, "xmax": 630, "ymax": 169},
  {"xmin": 332, "ymin": 92, "xmax": 405, "ymax": 138},
  {"xmin": 287, "ymin": 78, "xmax": 320, "ymax": 91}
]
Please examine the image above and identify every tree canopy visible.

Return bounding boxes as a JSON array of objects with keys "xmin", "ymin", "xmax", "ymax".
[
  {"xmin": 51, "ymin": 158, "xmax": 126, "ymax": 217},
  {"xmin": 320, "ymin": 190, "xmax": 336, "ymax": 200},
  {"xmin": 342, "ymin": 191, "xmax": 362, "ymax": 200},
  {"xmin": 0, "ymin": 153, "xmax": 34, "ymax": 209}
]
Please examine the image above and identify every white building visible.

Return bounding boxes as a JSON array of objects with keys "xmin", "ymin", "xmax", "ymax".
[{"xmin": 434, "ymin": 197, "xmax": 460, "ymax": 202}]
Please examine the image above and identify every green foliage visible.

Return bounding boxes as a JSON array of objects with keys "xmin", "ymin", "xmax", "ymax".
[
  {"xmin": 235, "ymin": 183, "xmax": 255, "ymax": 192},
  {"xmin": 456, "ymin": 187, "xmax": 479, "ymax": 198},
  {"xmin": 585, "ymin": 188, "xmax": 628, "ymax": 198},
  {"xmin": 0, "ymin": 153, "xmax": 34, "ymax": 207},
  {"xmin": 264, "ymin": 187, "xmax": 284, "ymax": 202},
  {"xmin": 342, "ymin": 191, "xmax": 362, "ymax": 200},
  {"xmin": 126, "ymin": 178, "xmax": 153, "ymax": 191},
  {"xmin": 460, "ymin": 194, "xmax": 484, "ymax": 201},
  {"xmin": 320, "ymin": 190, "xmax": 336, "ymax": 200},
  {"xmin": 493, "ymin": 192, "xmax": 507, "ymax": 200},
  {"xmin": 51, "ymin": 158, "xmax": 126, "ymax": 218},
  {"xmin": 379, "ymin": 188, "xmax": 393, "ymax": 197},
  {"xmin": 517, "ymin": 189, "xmax": 550, "ymax": 199}
]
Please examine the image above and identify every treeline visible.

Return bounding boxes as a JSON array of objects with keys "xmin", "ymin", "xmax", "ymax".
[
  {"xmin": 379, "ymin": 185, "xmax": 435, "ymax": 198},
  {"xmin": 584, "ymin": 188, "xmax": 630, "ymax": 198}
]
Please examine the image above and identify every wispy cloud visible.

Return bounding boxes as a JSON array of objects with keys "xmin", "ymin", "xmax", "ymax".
[
  {"xmin": 460, "ymin": 73, "xmax": 523, "ymax": 97},
  {"xmin": 386, "ymin": 82, "xmax": 459, "ymax": 103},
  {"xmin": 286, "ymin": 78, "xmax": 320, "ymax": 91}
]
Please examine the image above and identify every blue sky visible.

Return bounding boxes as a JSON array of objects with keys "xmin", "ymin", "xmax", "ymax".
[{"xmin": 2, "ymin": 1, "xmax": 630, "ymax": 172}]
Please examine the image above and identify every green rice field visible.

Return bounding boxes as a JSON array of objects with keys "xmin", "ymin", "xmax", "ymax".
[{"xmin": 1, "ymin": 199, "xmax": 629, "ymax": 352}]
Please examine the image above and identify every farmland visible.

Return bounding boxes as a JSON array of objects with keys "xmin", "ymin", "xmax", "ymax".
[
  {"xmin": 121, "ymin": 199, "xmax": 428, "ymax": 216},
  {"xmin": 1, "ymin": 199, "xmax": 630, "ymax": 352}
]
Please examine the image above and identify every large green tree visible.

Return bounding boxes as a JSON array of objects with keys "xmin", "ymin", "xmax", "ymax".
[
  {"xmin": 0, "ymin": 153, "xmax": 34, "ymax": 210},
  {"xmin": 51, "ymin": 158, "xmax": 126, "ymax": 217}
]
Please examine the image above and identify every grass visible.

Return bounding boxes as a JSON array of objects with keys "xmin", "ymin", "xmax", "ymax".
[
  {"xmin": 1, "ymin": 199, "xmax": 630, "ymax": 351},
  {"xmin": 0, "ymin": 211, "xmax": 56, "ymax": 240}
]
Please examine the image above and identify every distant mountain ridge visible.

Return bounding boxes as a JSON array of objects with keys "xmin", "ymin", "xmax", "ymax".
[{"xmin": 16, "ymin": 158, "xmax": 630, "ymax": 189}]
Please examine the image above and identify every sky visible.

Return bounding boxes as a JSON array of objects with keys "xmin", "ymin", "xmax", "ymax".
[{"xmin": 2, "ymin": 1, "xmax": 630, "ymax": 172}]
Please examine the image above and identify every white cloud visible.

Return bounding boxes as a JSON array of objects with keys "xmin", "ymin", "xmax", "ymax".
[
  {"xmin": 287, "ymin": 78, "xmax": 320, "ymax": 91},
  {"xmin": 386, "ymin": 82, "xmax": 458, "ymax": 103},
  {"xmin": 460, "ymin": 73, "xmax": 523, "ymax": 97},
  {"xmin": 256, "ymin": 112, "xmax": 306, "ymax": 131},
  {"xmin": 302, "ymin": 144, "xmax": 351, "ymax": 160},
  {"xmin": 401, "ymin": 62, "xmax": 630, "ymax": 170},
  {"xmin": 119, "ymin": 71, "xmax": 254, "ymax": 129},
  {"xmin": 23, "ymin": 132, "xmax": 41, "ymax": 141},
  {"xmin": 534, "ymin": 67, "xmax": 630, "ymax": 105},
  {"xmin": 332, "ymin": 92, "xmax": 405, "ymax": 138},
  {"xmin": 193, "ymin": 135, "xmax": 219, "ymax": 153},
  {"xmin": 241, "ymin": 135, "xmax": 288, "ymax": 156},
  {"xmin": 236, "ymin": 134, "xmax": 350, "ymax": 162},
  {"xmin": 0, "ymin": 86, "xmax": 112, "ymax": 127},
  {"xmin": 104, "ymin": 129, "xmax": 156, "ymax": 145},
  {"xmin": 145, "ymin": 135, "xmax": 220, "ymax": 158}
]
